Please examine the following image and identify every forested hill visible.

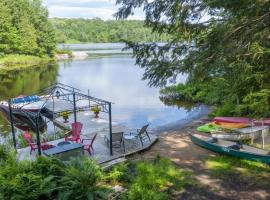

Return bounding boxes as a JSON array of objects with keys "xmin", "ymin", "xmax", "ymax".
[
  {"xmin": 0, "ymin": 0, "xmax": 56, "ymax": 57},
  {"xmin": 51, "ymin": 18, "xmax": 170, "ymax": 43}
]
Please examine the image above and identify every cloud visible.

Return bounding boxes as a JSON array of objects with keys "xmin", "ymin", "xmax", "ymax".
[{"xmin": 43, "ymin": 0, "xmax": 145, "ymax": 20}]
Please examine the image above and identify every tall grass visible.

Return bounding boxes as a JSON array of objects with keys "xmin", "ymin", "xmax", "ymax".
[{"xmin": 0, "ymin": 54, "xmax": 53, "ymax": 69}]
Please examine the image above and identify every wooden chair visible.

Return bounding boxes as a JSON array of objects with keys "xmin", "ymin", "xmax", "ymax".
[
  {"xmin": 130, "ymin": 124, "xmax": 151, "ymax": 147},
  {"xmin": 65, "ymin": 122, "xmax": 83, "ymax": 143},
  {"xmin": 81, "ymin": 133, "xmax": 97, "ymax": 155},
  {"xmin": 23, "ymin": 132, "xmax": 55, "ymax": 154},
  {"xmin": 104, "ymin": 132, "xmax": 125, "ymax": 152}
]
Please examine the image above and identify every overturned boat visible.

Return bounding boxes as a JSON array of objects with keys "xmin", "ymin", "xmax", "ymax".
[
  {"xmin": 0, "ymin": 95, "xmax": 47, "ymax": 131},
  {"xmin": 0, "ymin": 95, "xmax": 45, "ymax": 112}
]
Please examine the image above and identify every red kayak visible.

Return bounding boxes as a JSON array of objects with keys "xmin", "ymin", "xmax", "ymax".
[
  {"xmin": 214, "ymin": 117, "xmax": 270, "ymax": 126},
  {"xmin": 213, "ymin": 117, "xmax": 250, "ymax": 124}
]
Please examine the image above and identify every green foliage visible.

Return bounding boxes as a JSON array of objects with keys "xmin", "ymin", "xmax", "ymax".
[
  {"xmin": 0, "ymin": 144, "xmax": 10, "ymax": 161},
  {"xmin": 243, "ymin": 89, "xmax": 270, "ymax": 118},
  {"xmin": 0, "ymin": 0, "xmax": 56, "ymax": 57},
  {"xmin": 17, "ymin": 132, "xmax": 28, "ymax": 148},
  {"xmin": 58, "ymin": 157, "xmax": 104, "ymax": 200},
  {"xmin": 0, "ymin": 153, "xmax": 105, "ymax": 200},
  {"xmin": 55, "ymin": 49, "xmax": 73, "ymax": 57},
  {"xmin": 104, "ymin": 162, "xmax": 135, "ymax": 185},
  {"xmin": 51, "ymin": 18, "xmax": 170, "ymax": 43},
  {"xmin": 107, "ymin": 157, "xmax": 190, "ymax": 200},
  {"xmin": 0, "ymin": 54, "xmax": 52, "ymax": 68},
  {"xmin": 116, "ymin": 0, "xmax": 270, "ymax": 118}
]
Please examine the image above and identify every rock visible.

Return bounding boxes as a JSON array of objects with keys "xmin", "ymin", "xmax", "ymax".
[
  {"xmin": 112, "ymin": 185, "xmax": 125, "ymax": 193},
  {"xmin": 72, "ymin": 51, "xmax": 88, "ymax": 59},
  {"xmin": 55, "ymin": 53, "xmax": 70, "ymax": 60}
]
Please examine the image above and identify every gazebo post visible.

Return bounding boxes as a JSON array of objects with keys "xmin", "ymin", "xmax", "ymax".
[
  {"xmin": 35, "ymin": 116, "xmax": 42, "ymax": 156},
  {"xmin": 8, "ymin": 100, "xmax": 17, "ymax": 151},
  {"xmin": 73, "ymin": 92, "xmax": 77, "ymax": 123},
  {"xmin": 109, "ymin": 103, "xmax": 113, "ymax": 156}
]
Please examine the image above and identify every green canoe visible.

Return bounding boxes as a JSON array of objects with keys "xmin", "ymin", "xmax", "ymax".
[{"xmin": 190, "ymin": 133, "xmax": 270, "ymax": 165}]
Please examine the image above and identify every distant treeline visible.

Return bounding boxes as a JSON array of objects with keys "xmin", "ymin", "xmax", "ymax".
[
  {"xmin": 51, "ymin": 18, "xmax": 170, "ymax": 43},
  {"xmin": 0, "ymin": 0, "xmax": 56, "ymax": 57}
]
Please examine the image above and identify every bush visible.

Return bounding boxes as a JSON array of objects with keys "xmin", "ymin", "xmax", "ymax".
[
  {"xmin": 108, "ymin": 157, "xmax": 191, "ymax": 200},
  {"xmin": 0, "ymin": 145, "xmax": 10, "ymax": 161},
  {"xmin": 0, "ymin": 151, "xmax": 106, "ymax": 200},
  {"xmin": 58, "ymin": 157, "xmax": 105, "ymax": 200}
]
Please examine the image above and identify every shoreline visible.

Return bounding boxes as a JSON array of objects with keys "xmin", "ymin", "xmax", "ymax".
[
  {"xmin": 0, "ymin": 55, "xmax": 55, "ymax": 72},
  {"xmin": 153, "ymin": 104, "xmax": 210, "ymax": 135}
]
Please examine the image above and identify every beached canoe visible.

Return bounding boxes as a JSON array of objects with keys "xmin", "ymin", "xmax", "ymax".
[
  {"xmin": 211, "ymin": 126, "xmax": 269, "ymax": 141},
  {"xmin": 190, "ymin": 133, "xmax": 270, "ymax": 164}
]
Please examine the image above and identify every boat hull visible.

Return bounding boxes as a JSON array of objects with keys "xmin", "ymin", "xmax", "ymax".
[
  {"xmin": 211, "ymin": 126, "xmax": 269, "ymax": 141},
  {"xmin": 190, "ymin": 134, "xmax": 270, "ymax": 165},
  {"xmin": 214, "ymin": 117, "xmax": 270, "ymax": 126},
  {"xmin": 214, "ymin": 117, "xmax": 250, "ymax": 124},
  {"xmin": 0, "ymin": 104, "xmax": 47, "ymax": 132}
]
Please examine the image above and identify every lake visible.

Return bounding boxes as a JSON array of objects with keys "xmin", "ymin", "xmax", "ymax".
[{"xmin": 0, "ymin": 43, "xmax": 207, "ymax": 137}]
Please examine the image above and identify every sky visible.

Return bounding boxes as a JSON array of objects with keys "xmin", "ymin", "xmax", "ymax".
[{"xmin": 42, "ymin": 0, "xmax": 145, "ymax": 20}]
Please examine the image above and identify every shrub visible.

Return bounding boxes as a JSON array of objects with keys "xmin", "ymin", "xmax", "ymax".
[
  {"xmin": 0, "ymin": 150, "xmax": 106, "ymax": 200},
  {"xmin": 58, "ymin": 157, "xmax": 105, "ymax": 200},
  {"xmin": 0, "ymin": 144, "xmax": 10, "ymax": 161},
  {"xmin": 113, "ymin": 157, "xmax": 190, "ymax": 200}
]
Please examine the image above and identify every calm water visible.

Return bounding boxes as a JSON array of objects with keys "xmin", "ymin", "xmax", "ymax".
[{"xmin": 0, "ymin": 43, "xmax": 202, "ymax": 136}]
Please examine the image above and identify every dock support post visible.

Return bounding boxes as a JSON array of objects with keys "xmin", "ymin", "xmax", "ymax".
[
  {"xmin": 73, "ymin": 93, "xmax": 77, "ymax": 123},
  {"xmin": 109, "ymin": 103, "xmax": 113, "ymax": 156},
  {"xmin": 8, "ymin": 100, "xmax": 17, "ymax": 151},
  {"xmin": 35, "ymin": 116, "xmax": 42, "ymax": 156}
]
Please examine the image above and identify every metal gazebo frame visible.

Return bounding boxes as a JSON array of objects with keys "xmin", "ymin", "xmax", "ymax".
[{"xmin": 8, "ymin": 83, "xmax": 114, "ymax": 156}]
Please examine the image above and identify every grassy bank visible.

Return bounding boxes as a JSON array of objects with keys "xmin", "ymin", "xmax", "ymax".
[{"xmin": 0, "ymin": 54, "xmax": 54, "ymax": 71}]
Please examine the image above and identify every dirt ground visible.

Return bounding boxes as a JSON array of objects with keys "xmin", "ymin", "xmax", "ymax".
[{"xmin": 139, "ymin": 118, "xmax": 270, "ymax": 200}]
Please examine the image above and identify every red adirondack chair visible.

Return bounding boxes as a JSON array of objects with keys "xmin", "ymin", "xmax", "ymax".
[
  {"xmin": 23, "ymin": 132, "xmax": 54, "ymax": 154},
  {"xmin": 81, "ymin": 133, "xmax": 97, "ymax": 155},
  {"xmin": 65, "ymin": 122, "xmax": 83, "ymax": 143}
]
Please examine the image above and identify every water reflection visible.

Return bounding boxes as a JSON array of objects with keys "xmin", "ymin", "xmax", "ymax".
[
  {"xmin": 57, "ymin": 56, "xmax": 190, "ymax": 128},
  {"xmin": 0, "ymin": 64, "xmax": 59, "ymax": 135}
]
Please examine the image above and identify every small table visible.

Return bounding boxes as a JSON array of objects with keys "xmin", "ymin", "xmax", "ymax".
[{"xmin": 57, "ymin": 141, "xmax": 71, "ymax": 146}]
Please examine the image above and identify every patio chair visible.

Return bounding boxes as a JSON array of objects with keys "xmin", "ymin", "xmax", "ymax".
[
  {"xmin": 130, "ymin": 124, "xmax": 151, "ymax": 147},
  {"xmin": 104, "ymin": 132, "xmax": 125, "ymax": 153},
  {"xmin": 65, "ymin": 122, "xmax": 83, "ymax": 143},
  {"xmin": 23, "ymin": 132, "xmax": 55, "ymax": 154},
  {"xmin": 81, "ymin": 133, "xmax": 97, "ymax": 155}
]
